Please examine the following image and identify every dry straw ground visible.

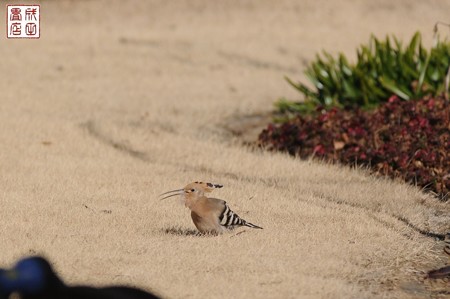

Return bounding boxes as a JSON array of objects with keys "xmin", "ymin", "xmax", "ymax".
[{"xmin": 1, "ymin": 0, "xmax": 449, "ymax": 298}]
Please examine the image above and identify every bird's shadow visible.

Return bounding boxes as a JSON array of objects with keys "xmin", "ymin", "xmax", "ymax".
[
  {"xmin": 162, "ymin": 226, "xmax": 200, "ymax": 236},
  {"xmin": 161, "ymin": 226, "xmax": 249, "ymax": 237}
]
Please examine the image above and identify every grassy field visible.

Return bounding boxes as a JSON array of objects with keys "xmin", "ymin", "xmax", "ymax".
[{"xmin": 1, "ymin": 1, "xmax": 449, "ymax": 298}]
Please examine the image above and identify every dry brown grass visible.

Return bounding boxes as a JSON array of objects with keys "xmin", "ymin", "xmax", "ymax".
[{"xmin": 1, "ymin": 0, "xmax": 449, "ymax": 298}]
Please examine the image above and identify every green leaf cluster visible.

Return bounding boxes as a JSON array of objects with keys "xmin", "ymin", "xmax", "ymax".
[{"xmin": 279, "ymin": 32, "xmax": 450, "ymax": 115}]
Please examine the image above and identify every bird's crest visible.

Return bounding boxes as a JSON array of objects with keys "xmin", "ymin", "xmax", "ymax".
[{"xmin": 193, "ymin": 181, "xmax": 223, "ymax": 193}]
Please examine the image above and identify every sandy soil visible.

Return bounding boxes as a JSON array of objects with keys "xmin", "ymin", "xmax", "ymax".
[{"xmin": 1, "ymin": 0, "xmax": 449, "ymax": 298}]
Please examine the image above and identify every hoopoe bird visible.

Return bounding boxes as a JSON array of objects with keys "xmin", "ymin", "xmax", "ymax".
[{"xmin": 160, "ymin": 181, "xmax": 262, "ymax": 235}]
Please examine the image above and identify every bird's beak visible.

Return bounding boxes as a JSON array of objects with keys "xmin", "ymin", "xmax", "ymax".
[{"xmin": 159, "ymin": 189, "xmax": 183, "ymax": 200}]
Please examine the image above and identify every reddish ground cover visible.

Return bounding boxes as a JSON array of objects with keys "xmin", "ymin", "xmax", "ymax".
[{"xmin": 259, "ymin": 96, "xmax": 450, "ymax": 200}]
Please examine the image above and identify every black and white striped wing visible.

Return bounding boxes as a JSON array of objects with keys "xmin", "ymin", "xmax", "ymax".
[{"xmin": 218, "ymin": 202, "xmax": 262, "ymax": 230}]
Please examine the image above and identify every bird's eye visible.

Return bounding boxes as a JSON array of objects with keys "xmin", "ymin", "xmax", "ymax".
[{"xmin": 191, "ymin": 189, "xmax": 195, "ymax": 192}]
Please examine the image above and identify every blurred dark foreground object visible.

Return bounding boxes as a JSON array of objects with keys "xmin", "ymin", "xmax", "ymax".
[{"xmin": 0, "ymin": 256, "xmax": 160, "ymax": 299}]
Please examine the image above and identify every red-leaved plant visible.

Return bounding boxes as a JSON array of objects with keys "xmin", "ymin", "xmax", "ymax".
[{"xmin": 259, "ymin": 96, "xmax": 450, "ymax": 200}]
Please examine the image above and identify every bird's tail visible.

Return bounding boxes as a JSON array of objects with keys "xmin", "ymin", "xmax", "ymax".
[{"xmin": 244, "ymin": 221, "xmax": 263, "ymax": 229}]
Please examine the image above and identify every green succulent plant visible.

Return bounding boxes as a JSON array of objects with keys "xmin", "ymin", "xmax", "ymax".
[{"xmin": 279, "ymin": 32, "xmax": 450, "ymax": 115}]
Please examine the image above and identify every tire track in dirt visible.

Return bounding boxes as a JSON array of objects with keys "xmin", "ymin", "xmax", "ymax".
[
  {"xmin": 312, "ymin": 192, "xmax": 447, "ymax": 240},
  {"xmin": 82, "ymin": 121, "xmax": 152, "ymax": 162},
  {"xmin": 82, "ymin": 120, "xmax": 282, "ymax": 187},
  {"xmin": 217, "ymin": 51, "xmax": 298, "ymax": 73}
]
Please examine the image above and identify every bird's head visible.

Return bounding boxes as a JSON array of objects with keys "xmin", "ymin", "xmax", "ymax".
[{"xmin": 159, "ymin": 181, "xmax": 223, "ymax": 200}]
